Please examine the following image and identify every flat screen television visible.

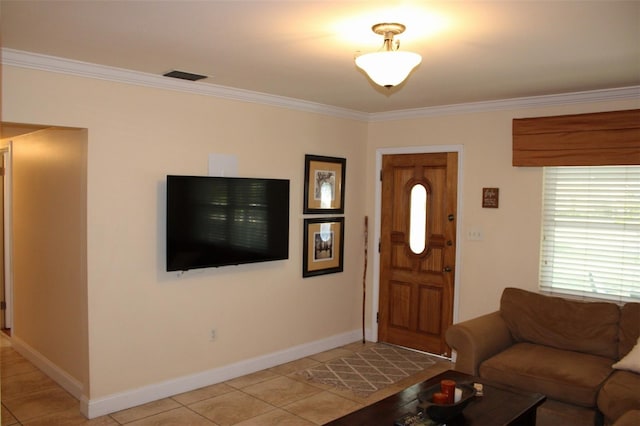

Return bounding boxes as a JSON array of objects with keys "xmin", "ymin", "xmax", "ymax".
[{"xmin": 166, "ymin": 175, "xmax": 290, "ymax": 271}]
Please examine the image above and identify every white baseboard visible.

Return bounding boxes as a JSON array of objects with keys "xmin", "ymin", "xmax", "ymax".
[
  {"xmin": 83, "ymin": 329, "xmax": 362, "ymax": 419},
  {"xmin": 10, "ymin": 336, "xmax": 85, "ymax": 400}
]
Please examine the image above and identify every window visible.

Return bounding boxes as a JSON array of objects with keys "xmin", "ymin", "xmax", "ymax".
[
  {"xmin": 409, "ymin": 183, "xmax": 427, "ymax": 254},
  {"xmin": 540, "ymin": 166, "xmax": 640, "ymax": 302}
]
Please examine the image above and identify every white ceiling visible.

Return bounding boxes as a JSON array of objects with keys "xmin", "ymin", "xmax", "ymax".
[{"xmin": 2, "ymin": 0, "xmax": 639, "ymax": 113}]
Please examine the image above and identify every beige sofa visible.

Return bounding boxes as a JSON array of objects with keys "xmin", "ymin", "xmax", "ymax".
[{"xmin": 445, "ymin": 288, "xmax": 640, "ymax": 426}]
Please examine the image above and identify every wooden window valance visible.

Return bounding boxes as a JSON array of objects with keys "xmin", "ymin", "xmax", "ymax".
[{"xmin": 512, "ymin": 109, "xmax": 640, "ymax": 166}]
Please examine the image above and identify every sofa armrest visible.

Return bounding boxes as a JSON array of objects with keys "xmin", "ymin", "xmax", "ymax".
[{"xmin": 445, "ymin": 311, "xmax": 514, "ymax": 376}]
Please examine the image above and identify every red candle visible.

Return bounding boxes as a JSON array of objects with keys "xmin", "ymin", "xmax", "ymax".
[
  {"xmin": 440, "ymin": 379, "xmax": 456, "ymax": 403},
  {"xmin": 432, "ymin": 392, "xmax": 449, "ymax": 404}
]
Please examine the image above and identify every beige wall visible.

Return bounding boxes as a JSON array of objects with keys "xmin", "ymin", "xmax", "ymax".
[
  {"xmin": 366, "ymin": 99, "xmax": 640, "ymax": 322},
  {"xmin": 2, "ymin": 63, "xmax": 638, "ymax": 408},
  {"xmin": 2, "ymin": 65, "xmax": 368, "ymax": 400},
  {"xmin": 8, "ymin": 127, "xmax": 88, "ymax": 390}
]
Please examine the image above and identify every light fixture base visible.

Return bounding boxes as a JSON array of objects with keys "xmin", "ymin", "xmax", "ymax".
[{"xmin": 371, "ymin": 23, "xmax": 406, "ymax": 36}]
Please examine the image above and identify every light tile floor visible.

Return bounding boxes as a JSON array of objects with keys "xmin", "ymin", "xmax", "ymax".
[{"xmin": 1, "ymin": 333, "xmax": 452, "ymax": 425}]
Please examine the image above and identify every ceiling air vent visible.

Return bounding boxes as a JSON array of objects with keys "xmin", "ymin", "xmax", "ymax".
[{"xmin": 163, "ymin": 70, "xmax": 207, "ymax": 81}]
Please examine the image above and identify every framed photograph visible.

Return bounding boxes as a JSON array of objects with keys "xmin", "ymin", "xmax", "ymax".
[
  {"xmin": 303, "ymin": 217, "xmax": 344, "ymax": 277},
  {"xmin": 482, "ymin": 187, "xmax": 499, "ymax": 208},
  {"xmin": 304, "ymin": 155, "xmax": 346, "ymax": 214}
]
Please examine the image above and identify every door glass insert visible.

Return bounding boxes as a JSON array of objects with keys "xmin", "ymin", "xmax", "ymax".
[{"xmin": 409, "ymin": 183, "xmax": 427, "ymax": 254}]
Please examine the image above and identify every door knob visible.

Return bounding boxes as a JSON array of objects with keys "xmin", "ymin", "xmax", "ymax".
[{"xmin": 443, "ymin": 266, "xmax": 452, "ymax": 272}]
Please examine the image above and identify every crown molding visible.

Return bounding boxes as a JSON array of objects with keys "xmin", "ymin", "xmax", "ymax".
[
  {"xmin": 3, "ymin": 48, "xmax": 639, "ymax": 122},
  {"xmin": 1, "ymin": 48, "xmax": 368, "ymax": 121},
  {"xmin": 370, "ymin": 86, "xmax": 640, "ymax": 122}
]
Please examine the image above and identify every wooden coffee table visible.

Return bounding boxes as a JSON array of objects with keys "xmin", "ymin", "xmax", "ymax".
[{"xmin": 324, "ymin": 370, "xmax": 546, "ymax": 425}]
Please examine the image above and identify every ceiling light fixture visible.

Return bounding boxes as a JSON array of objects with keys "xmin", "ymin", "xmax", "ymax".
[{"xmin": 355, "ymin": 23, "xmax": 422, "ymax": 88}]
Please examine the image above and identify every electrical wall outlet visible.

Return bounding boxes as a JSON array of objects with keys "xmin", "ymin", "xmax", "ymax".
[{"xmin": 210, "ymin": 329, "xmax": 217, "ymax": 341}]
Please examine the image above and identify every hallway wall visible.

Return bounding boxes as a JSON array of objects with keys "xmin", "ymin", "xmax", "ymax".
[{"xmin": 8, "ymin": 127, "xmax": 89, "ymax": 396}]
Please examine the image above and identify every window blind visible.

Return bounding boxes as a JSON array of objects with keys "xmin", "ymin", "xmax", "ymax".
[{"xmin": 540, "ymin": 166, "xmax": 640, "ymax": 303}]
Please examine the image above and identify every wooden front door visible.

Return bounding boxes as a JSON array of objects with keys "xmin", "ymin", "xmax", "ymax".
[{"xmin": 378, "ymin": 152, "xmax": 458, "ymax": 356}]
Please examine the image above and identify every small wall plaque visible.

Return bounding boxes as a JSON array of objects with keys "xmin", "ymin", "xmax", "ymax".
[{"xmin": 482, "ymin": 188, "xmax": 499, "ymax": 208}]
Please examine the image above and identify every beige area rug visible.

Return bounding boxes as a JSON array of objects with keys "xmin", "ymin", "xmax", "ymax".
[{"xmin": 301, "ymin": 344, "xmax": 436, "ymax": 397}]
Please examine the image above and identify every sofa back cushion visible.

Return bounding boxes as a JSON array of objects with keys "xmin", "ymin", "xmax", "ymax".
[
  {"xmin": 500, "ymin": 288, "xmax": 620, "ymax": 359},
  {"xmin": 619, "ymin": 302, "xmax": 640, "ymax": 359}
]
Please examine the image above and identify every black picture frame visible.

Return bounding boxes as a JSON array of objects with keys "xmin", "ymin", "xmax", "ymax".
[
  {"xmin": 303, "ymin": 155, "xmax": 346, "ymax": 214},
  {"xmin": 303, "ymin": 217, "xmax": 345, "ymax": 277}
]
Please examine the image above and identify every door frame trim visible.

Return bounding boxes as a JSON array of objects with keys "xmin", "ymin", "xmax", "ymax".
[
  {"xmin": 371, "ymin": 145, "xmax": 464, "ymax": 343},
  {"xmin": 1, "ymin": 145, "xmax": 13, "ymax": 330}
]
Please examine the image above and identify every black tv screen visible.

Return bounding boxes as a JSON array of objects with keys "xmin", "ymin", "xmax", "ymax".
[{"xmin": 166, "ymin": 175, "xmax": 290, "ymax": 271}]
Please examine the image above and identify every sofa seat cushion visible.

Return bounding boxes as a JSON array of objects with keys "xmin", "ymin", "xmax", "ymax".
[
  {"xmin": 479, "ymin": 342, "xmax": 613, "ymax": 407},
  {"xmin": 597, "ymin": 370, "xmax": 640, "ymax": 424},
  {"xmin": 612, "ymin": 410, "xmax": 640, "ymax": 426},
  {"xmin": 535, "ymin": 399, "xmax": 598, "ymax": 426}
]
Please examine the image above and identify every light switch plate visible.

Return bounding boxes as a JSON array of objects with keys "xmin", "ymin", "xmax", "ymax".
[{"xmin": 467, "ymin": 229, "xmax": 484, "ymax": 241}]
